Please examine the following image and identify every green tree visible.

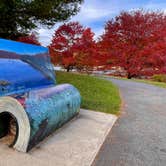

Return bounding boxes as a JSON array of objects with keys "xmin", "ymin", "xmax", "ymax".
[{"xmin": 0, "ymin": 0, "xmax": 83, "ymax": 39}]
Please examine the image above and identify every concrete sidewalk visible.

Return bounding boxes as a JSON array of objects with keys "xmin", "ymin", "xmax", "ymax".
[{"xmin": 0, "ymin": 109, "xmax": 117, "ymax": 166}]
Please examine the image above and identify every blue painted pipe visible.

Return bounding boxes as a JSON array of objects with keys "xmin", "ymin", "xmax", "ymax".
[
  {"xmin": 0, "ymin": 39, "xmax": 81, "ymax": 152},
  {"xmin": 26, "ymin": 84, "xmax": 81, "ymax": 151}
]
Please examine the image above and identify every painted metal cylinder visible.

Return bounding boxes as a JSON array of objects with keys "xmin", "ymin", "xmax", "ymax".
[
  {"xmin": 0, "ymin": 84, "xmax": 81, "ymax": 152},
  {"xmin": 26, "ymin": 84, "xmax": 81, "ymax": 151},
  {"xmin": 0, "ymin": 38, "xmax": 81, "ymax": 152}
]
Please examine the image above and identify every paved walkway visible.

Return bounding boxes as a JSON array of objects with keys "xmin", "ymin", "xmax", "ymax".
[
  {"xmin": 93, "ymin": 79, "xmax": 166, "ymax": 166},
  {"xmin": 0, "ymin": 109, "xmax": 117, "ymax": 166}
]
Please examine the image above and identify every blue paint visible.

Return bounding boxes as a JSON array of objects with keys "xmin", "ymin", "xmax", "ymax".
[
  {"xmin": 0, "ymin": 38, "xmax": 48, "ymax": 55},
  {"xmin": 25, "ymin": 84, "xmax": 81, "ymax": 150},
  {"xmin": 0, "ymin": 39, "xmax": 81, "ymax": 152},
  {"xmin": 0, "ymin": 59, "xmax": 54, "ymax": 96},
  {"xmin": 0, "ymin": 39, "xmax": 55, "ymax": 96}
]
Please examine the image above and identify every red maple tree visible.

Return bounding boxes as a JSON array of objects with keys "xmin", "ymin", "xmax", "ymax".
[
  {"xmin": 17, "ymin": 32, "xmax": 41, "ymax": 45},
  {"xmin": 72, "ymin": 28, "xmax": 98, "ymax": 73},
  {"xmin": 49, "ymin": 22, "xmax": 84, "ymax": 72},
  {"xmin": 100, "ymin": 10, "xmax": 166, "ymax": 78}
]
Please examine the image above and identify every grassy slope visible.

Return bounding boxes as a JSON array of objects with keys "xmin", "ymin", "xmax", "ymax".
[
  {"xmin": 132, "ymin": 79, "xmax": 166, "ymax": 88},
  {"xmin": 107, "ymin": 76, "xmax": 166, "ymax": 88},
  {"xmin": 56, "ymin": 71, "xmax": 121, "ymax": 115}
]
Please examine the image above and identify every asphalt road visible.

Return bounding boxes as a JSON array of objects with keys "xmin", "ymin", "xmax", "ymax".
[{"xmin": 92, "ymin": 78, "xmax": 166, "ymax": 166}]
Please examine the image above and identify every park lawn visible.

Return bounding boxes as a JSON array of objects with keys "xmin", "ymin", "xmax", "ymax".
[
  {"xmin": 56, "ymin": 71, "xmax": 121, "ymax": 115},
  {"xmin": 132, "ymin": 79, "xmax": 166, "ymax": 88},
  {"xmin": 108, "ymin": 76, "xmax": 166, "ymax": 88}
]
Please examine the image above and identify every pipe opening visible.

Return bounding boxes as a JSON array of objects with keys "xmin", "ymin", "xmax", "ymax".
[{"xmin": 0, "ymin": 112, "xmax": 18, "ymax": 147}]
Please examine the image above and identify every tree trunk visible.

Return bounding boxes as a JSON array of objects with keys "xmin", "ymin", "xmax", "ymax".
[
  {"xmin": 127, "ymin": 73, "xmax": 132, "ymax": 79},
  {"xmin": 66, "ymin": 67, "xmax": 70, "ymax": 72}
]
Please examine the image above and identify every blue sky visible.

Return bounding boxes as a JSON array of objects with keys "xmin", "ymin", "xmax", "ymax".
[{"xmin": 38, "ymin": 0, "xmax": 166, "ymax": 46}]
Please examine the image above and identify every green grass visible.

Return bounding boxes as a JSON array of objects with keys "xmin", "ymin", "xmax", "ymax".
[
  {"xmin": 56, "ymin": 71, "xmax": 121, "ymax": 115},
  {"xmin": 107, "ymin": 76, "xmax": 166, "ymax": 88},
  {"xmin": 132, "ymin": 79, "xmax": 166, "ymax": 88}
]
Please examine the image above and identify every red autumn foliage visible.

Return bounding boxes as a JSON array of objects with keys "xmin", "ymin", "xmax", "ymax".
[
  {"xmin": 49, "ymin": 22, "xmax": 97, "ymax": 72},
  {"xmin": 100, "ymin": 10, "xmax": 166, "ymax": 78},
  {"xmin": 17, "ymin": 33, "xmax": 41, "ymax": 45},
  {"xmin": 72, "ymin": 28, "xmax": 98, "ymax": 72},
  {"xmin": 49, "ymin": 22, "xmax": 84, "ymax": 72}
]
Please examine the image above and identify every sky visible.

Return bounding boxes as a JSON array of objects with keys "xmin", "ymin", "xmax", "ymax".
[{"xmin": 38, "ymin": 0, "xmax": 166, "ymax": 46}]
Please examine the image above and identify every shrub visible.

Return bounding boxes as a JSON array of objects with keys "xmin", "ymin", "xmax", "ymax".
[{"xmin": 152, "ymin": 74, "xmax": 166, "ymax": 83}]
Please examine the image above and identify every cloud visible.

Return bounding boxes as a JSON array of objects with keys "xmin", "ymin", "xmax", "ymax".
[
  {"xmin": 38, "ymin": 0, "xmax": 116, "ymax": 46},
  {"xmin": 38, "ymin": 0, "xmax": 166, "ymax": 46},
  {"xmin": 37, "ymin": 24, "xmax": 61, "ymax": 46},
  {"xmin": 72, "ymin": 5, "xmax": 114, "ymax": 22}
]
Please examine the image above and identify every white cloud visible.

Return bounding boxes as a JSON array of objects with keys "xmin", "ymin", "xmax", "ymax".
[
  {"xmin": 38, "ymin": 29, "xmax": 53, "ymax": 47},
  {"xmin": 72, "ymin": 6, "xmax": 114, "ymax": 22},
  {"xmin": 38, "ymin": 0, "xmax": 116, "ymax": 46},
  {"xmin": 37, "ymin": 24, "xmax": 61, "ymax": 46},
  {"xmin": 38, "ymin": 0, "xmax": 166, "ymax": 46}
]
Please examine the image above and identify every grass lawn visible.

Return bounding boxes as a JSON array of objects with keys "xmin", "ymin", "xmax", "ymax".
[
  {"xmin": 132, "ymin": 79, "xmax": 166, "ymax": 88},
  {"xmin": 56, "ymin": 71, "xmax": 121, "ymax": 115},
  {"xmin": 107, "ymin": 76, "xmax": 166, "ymax": 88}
]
